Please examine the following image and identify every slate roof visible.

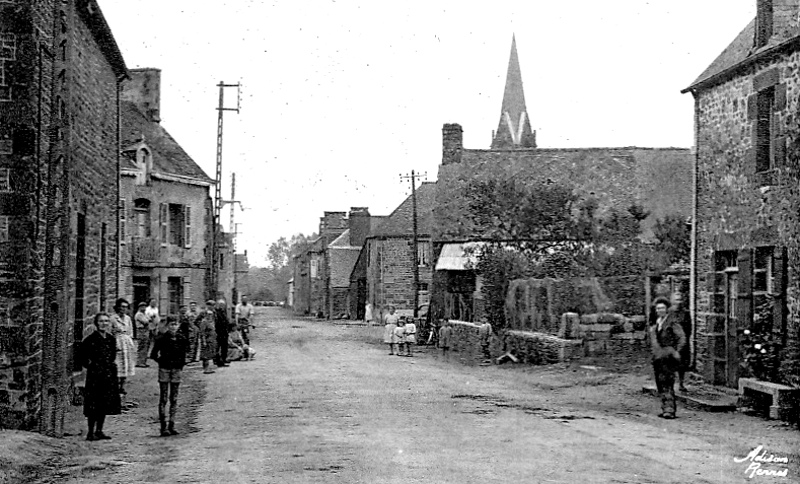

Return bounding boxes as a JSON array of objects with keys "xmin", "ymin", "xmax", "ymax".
[
  {"xmin": 684, "ymin": 3, "xmax": 800, "ymax": 92},
  {"xmin": 435, "ymin": 147, "xmax": 693, "ymax": 243},
  {"xmin": 121, "ymin": 101, "xmax": 212, "ymax": 182},
  {"xmin": 370, "ymin": 182, "xmax": 436, "ymax": 238}
]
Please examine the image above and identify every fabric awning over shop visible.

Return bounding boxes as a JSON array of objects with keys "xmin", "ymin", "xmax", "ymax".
[{"xmin": 435, "ymin": 242, "xmax": 484, "ymax": 271}]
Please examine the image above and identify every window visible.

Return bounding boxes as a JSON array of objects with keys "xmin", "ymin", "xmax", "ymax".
[
  {"xmin": 219, "ymin": 253, "xmax": 225, "ymax": 270},
  {"xmin": 754, "ymin": 246, "xmax": 774, "ymax": 293},
  {"xmin": 310, "ymin": 259, "xmax": 318, "ymax": 279},
  {"xmin": 134, "ymin": 198, "xmax": 151, "ymax": 238},
  {"xmin": 756, "ymin": 0, "xmax": 773, "ymax": 49},
  {"xmin": 168, "ymin": 203, "xmax": 184, "ymax": 246},
  {"xmin": 0, "ymin": 216, "xmax": 8, "ymax": 242},
  {"xmin": 119, "ymin": 198, "xmax": 126, "ymax": 243},
  {"xmin": 755, "ymin": 87, "xmax": 775, "ymax": 173},
  {"xmin": 0, "ymin": 168, "xmax": 10, "ymax": 192},
  {"xmin": 417, "ymin": 241, "xmax": 430, "ymax": 267}
]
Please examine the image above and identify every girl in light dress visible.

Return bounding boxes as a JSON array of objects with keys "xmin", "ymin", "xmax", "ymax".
[{"xmin": 393, "ymin": 318, "xmax": 406, "ymax": 356}]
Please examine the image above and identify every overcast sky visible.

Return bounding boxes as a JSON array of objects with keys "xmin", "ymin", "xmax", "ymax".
[{"xmin": 101, "ymin": 1, "xmax": 755, "ymax": 267}]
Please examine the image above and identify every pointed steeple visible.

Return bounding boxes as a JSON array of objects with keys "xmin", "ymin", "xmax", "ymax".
[{"xmin": 492, "ymin": 35, "xmax": 536, "ymax": 149}]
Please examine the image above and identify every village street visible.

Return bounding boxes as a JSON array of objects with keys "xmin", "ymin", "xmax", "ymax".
[{"xmin": 14, "ymin": 307, "xmax": 797, "ymax": 484}]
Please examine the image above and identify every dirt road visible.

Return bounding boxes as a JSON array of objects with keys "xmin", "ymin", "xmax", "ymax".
[{"xmin": 23, "ymin": 308, "xmax": 799, "ymax": 483}]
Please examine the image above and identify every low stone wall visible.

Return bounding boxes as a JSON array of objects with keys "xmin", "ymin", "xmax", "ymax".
[
  {"xmin": 574, "ymin": 312, "xmax": 648, "ymax": 357},
  {"xmin": 447, "ymin": 311, "xmax": 648, "ymax": 365},
  {"xmin": 504, "ymin": 330, "xmax": 584, "ymax": 364}
]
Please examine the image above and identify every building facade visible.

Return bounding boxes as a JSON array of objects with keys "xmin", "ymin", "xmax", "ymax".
[
  {"xmin": 118, "ymin": 68, "xmax": 213, "ymax": 320},
  {"xmin": 360, "ymin": 183, "xmax": 435, "ymax": 318},
  {"xmin": 0, "ymin": 0, "xmax": 127, "ymax": 433},
  {"xmin": 683, "ymin": 0, "xmax": 800, "ymax": 387}
]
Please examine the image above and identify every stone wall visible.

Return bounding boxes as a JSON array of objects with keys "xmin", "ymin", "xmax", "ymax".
[
  {"xmin": 366, "ymin": 236, "xmax": 433, "ymax": 314},
  {"xmin": 0, "ymin": 1, "xmax": 126, "ymax": 432},
  {"xmin": 693, "ymin": 47, "xmax": 800, "ymax": 386}
]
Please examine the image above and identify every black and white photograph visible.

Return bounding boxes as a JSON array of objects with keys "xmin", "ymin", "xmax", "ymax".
[{"xmin": 0, "ymin": 1, "xmax": 798, "ymax": 482}]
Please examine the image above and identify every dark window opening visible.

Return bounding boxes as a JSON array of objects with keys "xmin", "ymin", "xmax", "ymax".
[{"xmin": 168, "ymin": 203, "xmax": 184, "ymax": 246}]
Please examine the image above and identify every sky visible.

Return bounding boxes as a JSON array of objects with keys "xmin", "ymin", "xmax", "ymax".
[{"xmin": 100, "ymin": 1, "xmax": 756, "ymax": 267}]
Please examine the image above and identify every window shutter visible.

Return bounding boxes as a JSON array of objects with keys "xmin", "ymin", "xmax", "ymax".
[
  {"xmin": 772, "ymin": 246, "xmax": 788, "ymax": 341},
  {"xmin": 736, "ymin": 248, "xmax": 753, "ymax": 332},
  {"xmin": 119, "ymin": 198, "xmax": 126, "ymax": 243},
  {"xmin": 747, "ymin": 94, "xmax": 758, "ymax": 120},
  {"xmin": 159, "ymin": 203, "xmax": 168, "ymax": 245},
  {"xmin": 183, "ymin": 275, "xmax": 191, "ymax": 307},
  {"xmin": 774, "ymin": 84, "xmax": 787, "ymax": 111},
  {"xmin": 184, "ymin": 205, "xmax": 192, "ymax": 248},
  {"xmin": 159, "ymin": 274, "xmax": 168, "ymax": 317},
  {"xmin": 773, "ymin": 135, "xmax": 786, "ymax": 168}
]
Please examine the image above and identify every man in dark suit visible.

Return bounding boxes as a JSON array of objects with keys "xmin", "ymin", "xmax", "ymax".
[
  {"xmin": 649, "ymin": 297, "xmax": 686, "ymax": 419},
  {"xmin": 214, "ymin": 299, "xmax": 231, "ymax": 367}
]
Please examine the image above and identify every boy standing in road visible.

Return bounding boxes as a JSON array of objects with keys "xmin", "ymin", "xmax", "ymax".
[
  {"xmin": 150, "ymin": 316, "xmax": 189, "ymax": 436},
  {"xmin": 438, "ymin": 320, "xmax": 452, "ymax": 359}
]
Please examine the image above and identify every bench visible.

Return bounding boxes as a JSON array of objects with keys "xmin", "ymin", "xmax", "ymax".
[{"xmin": 738, "ymin": 378, "xmax": 800, "ymax": 421}]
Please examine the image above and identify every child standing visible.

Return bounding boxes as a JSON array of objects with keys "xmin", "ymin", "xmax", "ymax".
[
  {"xmin": 438, "ymin": 319, "xmax": 452, "ymax": 359},
  {"xmin": 150, "ymin": 316, "xmax": 188, "ymax": 437},
  {"xmin": 393, "ymin": 318, "xmax": 406, "ymax": 356},
  {"xmin": 404, "ymin": 317, "xmax": 417, "ymax": 357},
  {"xmin": 383, "ymin": 305, "xmax": 399, "ymax": 355}
]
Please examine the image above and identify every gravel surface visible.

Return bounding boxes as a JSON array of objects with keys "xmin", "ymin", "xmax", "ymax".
[{"xmin": 7, "ymin": 307, "xmax": 799, "ymax": 483}]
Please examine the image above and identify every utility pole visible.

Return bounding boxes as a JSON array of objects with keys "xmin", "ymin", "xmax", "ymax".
[
  {"xmin": 230, "ymin": 173, "xmax": 238, "ymax": 305},
  {"xmin": 210, "ymin": 81, "xmax": 240, "ymax": 300},
  {"xmin": 400, "ymin": 170, "xmax": 426, "ymax": 318}
]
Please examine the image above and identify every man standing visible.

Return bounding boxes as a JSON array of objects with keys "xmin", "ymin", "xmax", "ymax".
[
  {"xmin": 214, "ymin": 299, "xmax": 231, "ymax": 367},
  {"xmin": 185, "ymin": 301, "xmax": 201, "ymax": 362},
  {"xmin": 650, "ymin": 297, "xmax": 686, "ymax": 419},
  {"xmin": 135, "ymin": 302, "xmax": 153, "ymax": 367},
  {"xmin": 235, "ymin": 295, "xmax": 255, "ymax": 346}
]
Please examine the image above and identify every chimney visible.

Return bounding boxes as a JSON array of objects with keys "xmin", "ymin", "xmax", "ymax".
[
  {"xmin": 442, "ymin": 123, "xmax": 463, "ymax": 165},
  {"xmin": 321, "ymin": 211, "xmax": 347, "ymax": 241},
  {"xmin": 121, "ymin": 68, "xmax": 162, "ymax": 122},
  {"xmin": 348, "ymin": 207, "xmax": 371, "ymax": 247},
  {"xmin": 755, "ymin": 0, "xmax": 773, "ymax": 49}
]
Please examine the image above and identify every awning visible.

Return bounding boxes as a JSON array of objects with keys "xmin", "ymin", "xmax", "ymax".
[{"xmin": 435, "ymin": 242, "xmax": 484, "ymax": 271}]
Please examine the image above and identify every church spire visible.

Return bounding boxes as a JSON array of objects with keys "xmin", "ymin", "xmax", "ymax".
[{"xmin": 492, "ymin": 35, "xmax": 536, "ymax": 149}]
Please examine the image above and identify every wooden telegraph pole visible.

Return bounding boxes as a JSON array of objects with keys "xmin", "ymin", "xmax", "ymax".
[{"xmin": 400, "ymin": 170, "xmax": 426, "ymax": 318}]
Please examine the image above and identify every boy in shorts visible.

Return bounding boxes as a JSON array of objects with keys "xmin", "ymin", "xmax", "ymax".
[{"xmin": 150, "ymin": 316, "xmax": 188, "ymax": 436}]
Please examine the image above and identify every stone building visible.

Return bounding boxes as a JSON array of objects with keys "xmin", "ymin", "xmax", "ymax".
[
  {"xmin": 351, "ymin": 183, "xmax": 436, "ymax": 318},
  {"xmin": 682, "ymin": 0, "xmax": 800, "ymax": 388},
  {"xmin": 432, "ymin": 37, "xmax": 693, "ymax": 324},
  {"xmin": 119, "ymin": 68, "xmax": 213, "ymax": 319},
  {"xmin": 0, "ymin": 0, "xmax": 127, "ymax": 433},
  {"xmin": 292, "ymin": 212, "xmax": 348, "ymax": 317},
  {"xmin": 326, "ymin": 207, "xmax": 371, "ymax": 318}
]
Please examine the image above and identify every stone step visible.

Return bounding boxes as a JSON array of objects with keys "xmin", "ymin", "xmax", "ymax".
[{"xmin": 642, "ymin": 383, "xmax": 738, "ymax": 412}]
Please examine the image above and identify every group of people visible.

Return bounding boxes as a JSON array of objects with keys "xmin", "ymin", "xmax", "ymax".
[
  {"xmin": 79, "ymin": 296, "xmax": 258, "ymax": 440},
  {"xmin": 381, "ymin": 306, "xmax": 417, "ymax": 356}
]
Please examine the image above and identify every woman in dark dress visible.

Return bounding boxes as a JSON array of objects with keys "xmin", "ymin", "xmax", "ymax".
[{"xmin": 81, "ymin": 312, "xmax": 122, "ymax": 441}]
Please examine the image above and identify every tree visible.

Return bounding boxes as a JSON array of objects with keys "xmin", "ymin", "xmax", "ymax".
[{"xmin": 652, "ymin": 214, "xmax": 691, "ymax": 265}]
